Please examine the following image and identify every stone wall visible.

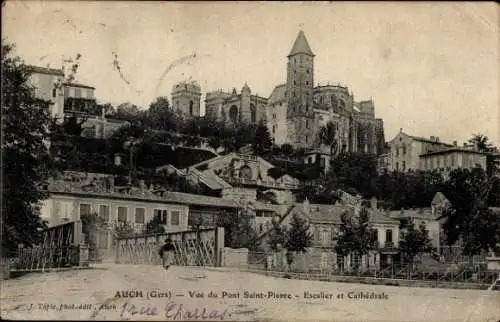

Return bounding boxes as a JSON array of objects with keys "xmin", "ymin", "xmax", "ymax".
[{"xmin": 222, "ymin": 247, "xmax": 248, "ymax": 268}]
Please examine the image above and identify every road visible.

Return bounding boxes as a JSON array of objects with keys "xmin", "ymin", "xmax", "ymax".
[{"xmin": 1, "ymin": 264, "xmax": 499, "ymax": 321}]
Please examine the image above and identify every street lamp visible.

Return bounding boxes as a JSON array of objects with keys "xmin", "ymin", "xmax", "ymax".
[{"xmin": 123, "ymin": 137, "xmax": 141, "ymax": 186}]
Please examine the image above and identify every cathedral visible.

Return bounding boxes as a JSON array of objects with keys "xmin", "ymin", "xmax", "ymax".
[{"xmin": 171, "ymin": 31, "xmax": 385, "ymax": 155}]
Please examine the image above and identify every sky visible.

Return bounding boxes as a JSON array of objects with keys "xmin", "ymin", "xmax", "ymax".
[{"xmin": 3, "ymin": 1, "xmax": 499, "ymax": 146}]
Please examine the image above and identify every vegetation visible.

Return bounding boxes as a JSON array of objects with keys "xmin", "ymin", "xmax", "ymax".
[
  {"xmin": 113, "ymin": 221, "xmax": 136, "ymax": 239},
  {"xmin": 267, "ymin": 219, "xmax": 288, "ymax": 252},
  {"xmin": 334, "ymin": 208, "xmax": 378, "ymax": 271},
  {"xmin": 439, "ymin": 167, "xmax": 500, "ymax": 256},
  {"xmin": 283, "ymin": 214, "xmax": 313, "ymax": 269},
  {"xmin": 251, "ymin": 120, "xmax": 273, "ymax": 156},
  {"xmin": 2, "ymin": 42, "xmax": 53, "ymax": 255},
  {"xmin": 317, "ymin": 121, "xmax": 339, "ymax": 156},
  {"xmin": 143, "ymin": 215, "xmax": 166, "ymax": 235},
  {"xmin": 398, "ymin": 218, "xmax": 433, "ymax": 267}
]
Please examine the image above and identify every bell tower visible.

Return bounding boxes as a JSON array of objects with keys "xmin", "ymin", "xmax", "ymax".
[{"xmin": 286, "ymin": 30, "xmax": 315, "ymax": 148}]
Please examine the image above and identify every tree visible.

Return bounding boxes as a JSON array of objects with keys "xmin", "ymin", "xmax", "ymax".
[
  {"xmin": 61, "ymin": 114, "xmax": 87, "ymax": 136},
  {"xmin": 439, "ymin": 167, "xmax": 500, "ymax": 257},
  {"xmin": 2, "ymin": 42, "xmax": 53, "ymax": 255},
  {"xmin": 147, "ymin": 96, "xmax": 180, "ymax": 132},
  {"xmin": 334, "ymin": 208, "xmax": 378, "ymax": 271},
  {"xmin": 284, "ymin": 214, "xmax": 313, "ymax": 268},
  {"xmin": 468, "ymin": 133, "xmax": 495, "ymax": 152},
  {"xmin": 317, "ymin": 121, "xmax": 338, "ymax": 156},
  {"xmin": 267, "ymin": 219, "xmax": 288, "ymax": 252},
  {"xmin": 113, "ymin": 221, "xmax": 136, "ymax": 239},
  {"xmin": 143, "ymin": 215, "xmax": 166, "ymax": 235},
  {"xmin": 229, "ymin": 210, "xmax": 260, "ymax": 250},
  {"xmin": 398, "ymin": 218, "xmax": 433, "ymax": 269},
  {"xmin": 251, "ymin": 120, "xmax": 272, "ymax": 156}
]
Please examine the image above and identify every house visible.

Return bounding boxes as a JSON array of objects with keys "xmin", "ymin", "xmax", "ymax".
[
  {"xmin": 260, "ymin": 197, "xmax": 400, "ymax": 272},
  {"xmin": 156, "ymin": 152, "xmax": 301, "ymax": 205},
  {"xmin": 389, "ymin": 208, "xmax": 441, "ymax": 250},
  {"xmin": 388, "ymin": 129, "xmax": 453, "ymax": 172},
  {"xmin": 41, "ymin": 171, "xmax": 283, "ymax": 257},
  {"xmin": 419, "ymin": 146, "xmax": 489, "ymax": 177}
]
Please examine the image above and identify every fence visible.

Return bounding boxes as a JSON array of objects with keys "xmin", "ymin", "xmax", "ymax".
[
  {"xmin": 10, "ymin": 221, "xmax": 85, "ymax": 272},
  {"xmin": 115, "ymin": 227, "xmax": 224, "ymax": 267},
  {"xmin": 227, "ymin": 250, "xmax": 500, "ymax": 290}
]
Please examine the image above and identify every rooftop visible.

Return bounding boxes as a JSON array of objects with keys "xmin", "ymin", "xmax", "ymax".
[
  {"xmin": 420, "ymin": 147, "xmax": 491, "ymax": 157},
  {"xmin": 63, "ymin": 82, "xmax": 95, "ymax": 90},
  {"xmin": 288, "ymin": 30, "xmax": 314, "ymax": 57},
  {"xmin": 26, "ymin": 65, "xmax": 64, "ymax": 76}
]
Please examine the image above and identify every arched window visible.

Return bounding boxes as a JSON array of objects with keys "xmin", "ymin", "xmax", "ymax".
[
  {"xmin": 189, "ymin": 100, "xmax": 194, "ymax": 116},
  {"xmin": 239, "ymin": 165, "xmax": 252, "ymax": 179},
  {"xmin": 331, "ymin": 95, "xmax": 337, "ymax": 109},
  {"xmin": 229, "ymin": 105, "xmax": 238, "ymax": 122},
  {"xmin": 250, "ymin": 104, "xmax": 256, "ymax": 123}
]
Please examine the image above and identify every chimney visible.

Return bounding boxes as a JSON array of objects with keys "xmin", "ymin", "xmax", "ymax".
[
  {"xmin": 453, "ymin": 141, "xmax": 457, "ymax": 147},
  {"xmin": 430, "ymin": 136, "xmax": 435, "ymax": 141},
  {"xmin": 139, "ymin": 180, "xmax": 146, "ymax": 191},
  {"xmin": 435, "ymin": 137, "xmax": 440, "ymax": 142},
  {"xmin": 463, "ymin": 142, "xmax": 467, "ymax": 148}
]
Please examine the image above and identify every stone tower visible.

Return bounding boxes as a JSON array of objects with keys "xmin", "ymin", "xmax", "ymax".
[
  {"xmin": 171, "ymin": 81, "xmax": 202, "ymax": 118},
  {"xmin": 286, "ymin": 30, "xmax": 315, "ymax": 148}
]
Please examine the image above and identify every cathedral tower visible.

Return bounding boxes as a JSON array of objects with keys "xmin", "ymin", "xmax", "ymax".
[
  {"xmin": 286, "ymin": 30, "xmax": 315, "ymax": 148},
  {"xmin": 171, "ymin": 81, "xmax": 202, "ymax": 118}
]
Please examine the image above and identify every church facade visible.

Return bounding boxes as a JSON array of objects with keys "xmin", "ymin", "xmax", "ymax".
[
  {"xmin": 267, "ymin": 30, "xmax": 385, "ymax": 154},
  {"xmin": 174, "ymin": 31, "xmax": 385, "ymax": 155}
]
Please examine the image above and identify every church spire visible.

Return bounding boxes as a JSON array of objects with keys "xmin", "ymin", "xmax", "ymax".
[{"xmin": 288, "ymin": 30, "xmax": 314, "ymax": 57}]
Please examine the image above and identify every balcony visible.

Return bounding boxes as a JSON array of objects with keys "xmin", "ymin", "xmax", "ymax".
[
  {"xmin": 221, "ymin": 175, "xmax": 301, "ymax": 190},
  {"xmin": 64, "ymin": 97, "xmax": 102, "ymax": 117}
]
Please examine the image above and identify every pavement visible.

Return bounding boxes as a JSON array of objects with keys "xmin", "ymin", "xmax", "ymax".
[{"xmin": 1, "ymin": 264, "xmax": 499, "ymax": 321}]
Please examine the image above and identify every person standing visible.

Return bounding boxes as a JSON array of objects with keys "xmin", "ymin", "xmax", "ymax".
[{"xmin": 159, "ymin": 238, "xmax": 175, "ymax": 270}]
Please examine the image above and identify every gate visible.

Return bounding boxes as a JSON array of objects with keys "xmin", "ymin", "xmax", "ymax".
[
  {"xmin": 115, "ymin": 227, "xmax": 224, "ymax": 267},
  {"xmin": 12, "ymin": 221, "xmax": 84, "ymax": 272}
]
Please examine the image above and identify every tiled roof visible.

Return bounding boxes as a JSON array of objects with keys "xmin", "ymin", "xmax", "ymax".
[
  {"xmin": 63, "ymin": 82, "xmax": 95, "ymax": 89},
  {"xmin": 431, "ymin": 192, "xmax": 449, "ymax": 205},
  {"xmin": 420, "ymin": 147, "xmax": 489, "ymax": 157},
  {"xmin": 288, "ymin": 30, "xmax": 314, "ymax": 57},
  {"xmin": 389, "ymin": 208, "xmax": 438, "ymax": 221},
  {"xmin": 268, "ymin": 84, "xmax": 286, "ymax": 103},
  {"xmin": 26, "ymin": 65, "xmax": 64, "ymax": 76},
  {"xmin": 307, "ymin": 204, "xmax": 350, "ymax": 224}
]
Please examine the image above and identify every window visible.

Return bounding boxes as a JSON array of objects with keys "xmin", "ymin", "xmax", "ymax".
[
  {"xmin": 402, "ymin": 161, "xmax": 406, "ymax": 171},
  {"xmin": 52, "ymin": 87, "xmax": 57, "ymax": 98},
  {"xmin": 64, "ymin": 87, "xmax": 70, "ymax": 97},
  {"xmin": 309, "ymin": 156, "xmax": 313, "ymax": 164},
  {"xmin": 250, "ymin": 104, "xmax": 256, "ymax": 123},
  {"xmin": 135, "ymin": 208, "xmax": 145, "ymax": 224},
  {"xmin": 189, "ymin": 101, "xmax": 194, "ymax": 116},
  {"xmin": 154, "ymin": 209, "xmax": 168, "ymax": 225},
  {"xmin": 79, "ymin": 204, "xmax": 91, "ymax": 217},
  {"xmin": 320, "ymin": 252, "xmax": 328, "ymax": 270},
  {"xmin": 306, "ymin": 69, "xmax": 310, "ymax": 74},
  {"xmin": 74, "ymin": 88, "xmax": 81, "ymax": 98},
  {"xmin": 259, "ymin": 224, "xmax": 263, "ymax": 233},
  {"xmin": 117, "ymin": 206, "xmax": 128, "ymax": 223},
  {"xmin": 99, "ymin": 205, "xmax": 110, "ymax": 221},
  {"xmin": 272, "ymin": 125, "xmax": 275, "ymax": 134},
  {"xmin": 395, "ymin": 162, "xmax": 399, "ymax": 170},
  {"xmin": 402, "ymin": 144, "xmax": 406, "ymax": 155},
  {"xmin": 293, "ymin": 80, "xmax": 296, "ymax": 85},
  {"xmin": 170, "ymin": 211, "xmax": 180, "ymax": 226},
  {"xmin": 385, "ymin": 229, "xmax": 393, "ymax": 243},
  {"xmin": 396, "ymin": 148, "xmax": 399, "ymax": 156}
]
